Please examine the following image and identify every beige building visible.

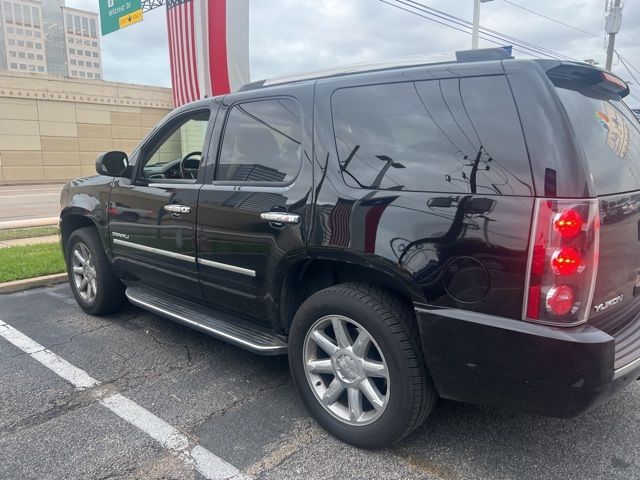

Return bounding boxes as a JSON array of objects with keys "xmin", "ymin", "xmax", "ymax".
[
  {"xmin": 62, "ymin": 6, "xmax": 101, "ymax": 80},
  {"xmin": 1, "ymin": 0, "xmax": 46, "ymax": 74},
  {"xmin": 0, "ymin": 70, "xmax": 173, "ymax": 184}
]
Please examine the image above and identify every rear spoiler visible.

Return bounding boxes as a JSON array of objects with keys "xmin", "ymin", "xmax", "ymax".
[{"xmin": 542, "ymin": 61, "xmax": 630, "ymax": 98}]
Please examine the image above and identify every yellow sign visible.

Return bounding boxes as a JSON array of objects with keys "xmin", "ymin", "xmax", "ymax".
[{"xmin": 118, "ymin": 8, "xmax": 143, "ymax": 29}]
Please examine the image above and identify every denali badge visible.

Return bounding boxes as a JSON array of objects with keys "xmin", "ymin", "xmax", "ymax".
[
  {"xmin": 593, "ymin": 294, "xmax": 624, "ymax": 312},
  {"xmin": 112, "ymin": 232, "xmax": 130, "ymax": 240}
]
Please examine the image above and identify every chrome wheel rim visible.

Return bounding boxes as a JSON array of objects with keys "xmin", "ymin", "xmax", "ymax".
[
  {"xmin": 303, "ymin": 315, "xmax": 390, "ymax": 426},
  {"xmin": 71, "ymin": 242, "xmax": 97, "ymax": 304}
]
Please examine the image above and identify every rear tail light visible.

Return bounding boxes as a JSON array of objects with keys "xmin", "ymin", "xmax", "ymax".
[{"xmin": 523, "ymin": 199, "xmax": 599, "ymax": 326}]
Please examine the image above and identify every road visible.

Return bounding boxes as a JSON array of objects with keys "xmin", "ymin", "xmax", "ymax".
[
  {"xmin": 1, "ymin": 284, "xmax": 639, "ymax": 480},
  {"xmin": 0, "ymin": 184, "xmax": 63, "ymax": 223}
]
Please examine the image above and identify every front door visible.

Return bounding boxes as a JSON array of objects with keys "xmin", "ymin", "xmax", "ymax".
[
  {"xmin": 197, "ymin": 86, "xmax": 314, "ymax": 326},
  {"xmin": 109, "ymin": 106, "xmax": 215, "ymax": 302}
]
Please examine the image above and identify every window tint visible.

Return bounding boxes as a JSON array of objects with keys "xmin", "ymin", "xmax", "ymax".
[
  {"xmin": 145, "ymin": 111, "xmax": 210, "ymax": 169},
  {"xmin": 331, "ymin": 76, "xmax": 532, "ymax": 195},
  {"xmin": 555, "ymin": 87, "xmax": 640, "ymax": 195},
  {"xmin": 217, "ymin": 98, "xmax": 302, "ymax": 183}
]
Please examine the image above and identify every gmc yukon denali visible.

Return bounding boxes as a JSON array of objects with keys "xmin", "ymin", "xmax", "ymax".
[{"xmin": 60, "ymin": 49, "xmax": 640, "ymax": 448}]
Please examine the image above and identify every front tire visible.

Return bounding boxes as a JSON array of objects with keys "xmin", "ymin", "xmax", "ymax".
[
  {"xmin": 66, "ymin": 227, "xmax": 125, "ymax": 315},
  {"xmin": 289, "ymin": 283, "xmax": 437, "ymax": 448}
]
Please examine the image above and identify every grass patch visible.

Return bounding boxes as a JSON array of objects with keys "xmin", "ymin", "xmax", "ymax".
[
  {"xmin": 0, "ymin": 242, "xmax": 66, "ymax": 283},
  {"xmin": 0, "ymin": 226, "xmax": 59, "ymax": 241}
]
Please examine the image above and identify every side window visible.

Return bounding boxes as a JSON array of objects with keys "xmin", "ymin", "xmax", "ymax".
[
  {"xmin": 331, "ymin": 77, "xmax": 533, "ymax": 195},
  {"xmin": 142, "ymin": 110, "xmax": 210, "ymax": 181},
  {"xmin": 217, "ymin": 98, "xmax": 302, "ymax": 184}
]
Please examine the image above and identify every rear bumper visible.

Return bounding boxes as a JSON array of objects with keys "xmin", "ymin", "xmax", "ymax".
[{"xmin": 416, "ymin": 307, "xmax": 640, "ymax": 418}]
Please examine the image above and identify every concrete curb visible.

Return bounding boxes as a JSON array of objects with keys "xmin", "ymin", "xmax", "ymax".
[
  {"xmin": 0, "ymin": 273, "xmax": 68, "ymax": 294},
  {"xmin": 0, "ymin": 217, "xmax": 59, "ymax": 230}
]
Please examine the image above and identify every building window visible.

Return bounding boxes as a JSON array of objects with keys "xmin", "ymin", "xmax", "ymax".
[
  {"xmin": 78, "ymin": 60, "xmax": 84, "ymax": 66},
  {"xmin": 14, "ymin": 3, "xmax": 22, "ymax": 24},
  {"xmin": 70, "ymin": 58, "xmax": 76, "ymax": 65},
  {"xmin": 37, "ymin": 66, "xmax": 44, "ymax": 72},
  {"xmin": 69, "ymin": 48, "xmax": 75, "ymax": 54},
  {"xmin": 90, "ymin": 18, "xmax": 97, "ymax": 37},
  {"xmin": 6, "ymin": 26, "xmax": 13, "ymax": 33},
  {"xmin": 87, "ymin": 72, "xmax": 93, "ymax": 78},
  {"xmin": 71, "ymin": 70, "xmax": 77, "ymax": 76},
  {"xmin": 91, "ymin": 41, "xmax": 97, "ymax": 47},
  {"xmin": 79, "ymin": 71, "xmax": 86, "ymax": 78},
  {"xmin": 36, "ymin": 54, "xmax": 42, "ymax": 61},
  {"xmin": 16, "ymin": 27, "xmax": 23, "ymax": 34},
  {"xmin": 35, "ymin": 42, "xmax": 41, "ymax": 49},
  {"xmin": 81, "ymin": 17, "xmax": 88, "ymax": 36},
  {"xmin": 9, "ymin": 62, "xmax": 17, "ymax": 69},
  {"xmin": 25, "ymin": 29, "xmax": 32, "ymax": 36},
  {"xmin": 4, "ymin": 2, "xmax": 13, "ymax": 23},
  {"xmin": 28, "ymin": 65, "xmax": 35, "ymax": 72},
  {"xmin": 92, "ymin": 52, "xmax": 98, "ymax": 58},
  {"xmin": 26, "ymin": 41, "xmax": 33, "ymax": 48},
  {"xmin": 27, "ymin": 53, "xmax": 34, "ymax": 59},
  {"xmin": 9, "ymin": 51, "xmax": 16, "ymax": 57},
  {"xmin": 93, "ymin": 62, "xmax": 99, "ymax": 68},
  {"xmin": 8, "ymin": 39, "xmax": 15, "ymax": 46},
  {"xmin": 95, "ymin": 73, "xmax": 101, "ymax": 79},
  {"xmin": 74, "ymin": 15, "xmax": 81, "ymax": 34},
  {"xmin": 32, "ymin": 7, "xmax": 39, "ymax": 27},
  {"xmin": 17, "ymin": 40, "xmax": 24, "ymax": 47},
  {"xmin": 19, "ymin": 64, "xmax": 26, "ymax": 70},
  {"xmin": 23, "ymin": 5, "xmax": 31, "ymax": 25},
  {"xmin": 34, "ymin": 31, "xmax": 40, "ymax": 38},
  {"xmin": 18, "ymin": 51, "xmax": 25, "ymax": 58}
]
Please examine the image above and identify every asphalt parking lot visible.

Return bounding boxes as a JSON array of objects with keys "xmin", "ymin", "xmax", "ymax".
[{"xmin": 1, "ymin": 284, "xmax": 639, "ymax": 480}]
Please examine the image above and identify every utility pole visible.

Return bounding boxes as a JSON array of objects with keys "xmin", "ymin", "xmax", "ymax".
[
  {"xmin": 605, "ymin": 0, "xmax": 623, "ymax": 71},
  {"xmin": 471, "ymin": 0, "xmax": 494, "ymax": 50}
]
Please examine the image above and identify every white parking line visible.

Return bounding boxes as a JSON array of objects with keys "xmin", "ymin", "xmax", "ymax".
[{"xmin": 0, "ymin": 319, "xmax": 249, "ymax": 480}]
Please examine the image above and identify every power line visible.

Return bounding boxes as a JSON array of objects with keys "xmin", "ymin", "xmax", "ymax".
[
  {"xmin": 378, "ymin": 0, "xmax": 573, "ymax": 61},
  {"xmin": 376, "ymin": 0, "xmax": 542, "ymax": 58},
  {"xmin": 401, "ymin": 0, "xmax": 579, "ymax": 61},
  {"xmin": 500, "ymin": 0, "xmax": 603, "ymax": 39}
]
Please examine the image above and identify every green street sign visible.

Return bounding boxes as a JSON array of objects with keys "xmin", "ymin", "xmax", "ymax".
[{"xmin": 99, "ymin": 0, "xmax": 143, "ymax": 36}]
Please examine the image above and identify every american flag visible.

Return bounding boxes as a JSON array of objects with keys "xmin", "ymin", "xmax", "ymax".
[{"xmin": 166, "ymin": 0, "xmax": 250, "ymax": 108}]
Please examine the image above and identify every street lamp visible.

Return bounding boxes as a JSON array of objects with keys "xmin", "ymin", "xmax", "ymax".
[{"xmin": 472, "ymin": 0, "xmax": 494, "ymax": 49}]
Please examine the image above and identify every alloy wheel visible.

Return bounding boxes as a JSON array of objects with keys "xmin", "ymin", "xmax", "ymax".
[
  {"xmin": 71, "ymin": 242, "xmax": 97, "ymax": 304},
  {"xmin": 303, "ymin": 315, "xmax": 390, "ymax": 426}
]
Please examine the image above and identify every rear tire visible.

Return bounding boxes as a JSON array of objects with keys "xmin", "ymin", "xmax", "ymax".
[
  {"xmin": 288, "ymin": 283, "xmax": 437, "ymax": 448},
  {"xmin": 65, "ymin": 227, "xmax": 125, "ymax": 315}
]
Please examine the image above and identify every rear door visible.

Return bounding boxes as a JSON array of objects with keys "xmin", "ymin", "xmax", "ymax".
[
  {"xmin": 109, "ymin": 105, "xmax": 216, "ymax": 302},
  {"xmin": 553, "ymin": 77, "xmax": 640, "ymax": 333},
  {"xmin": 197, "ymin": 85, "xmax": 314, "ymax": 327}
]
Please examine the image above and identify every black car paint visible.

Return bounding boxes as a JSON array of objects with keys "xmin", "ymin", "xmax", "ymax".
[{"xmin": 60, "ymin": 58, "xmax": 640, "ymax": 419}]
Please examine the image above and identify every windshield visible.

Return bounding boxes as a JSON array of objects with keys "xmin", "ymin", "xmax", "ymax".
[{"xmin": 555, "ymin": 87, "xmax": 640, "ymax": 195}]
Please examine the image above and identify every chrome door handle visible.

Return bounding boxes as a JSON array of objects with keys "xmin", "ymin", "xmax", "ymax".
[
  {"xmin": 260, "ymin": 212, "xmax": 300, "ymax": 224},
  {"xmin": 164, "ymin": 204, "xmax": 191, "ymax": 214}
]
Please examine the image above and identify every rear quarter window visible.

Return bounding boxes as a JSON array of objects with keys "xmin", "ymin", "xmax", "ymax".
[
  {"xmin": 331, "ymin": 76, "xmax": 533, "ymax": 196},
  {"xmin": 555, "ymin": 87, "xmax": 640, "ymax": 195}
]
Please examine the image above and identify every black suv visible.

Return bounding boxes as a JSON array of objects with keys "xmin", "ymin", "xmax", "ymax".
[{"xmin": 60, "ymin": 49, "xmax": 640, "ymax": 449}]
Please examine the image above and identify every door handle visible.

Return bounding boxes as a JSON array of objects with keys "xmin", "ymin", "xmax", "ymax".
[
  {"xmin": 260, "ymin": 212, "xmax": 300, "ymax": 224},
  {"xmin": 164, "ymin": 204, "xmax": 191, "ymax": 214}
]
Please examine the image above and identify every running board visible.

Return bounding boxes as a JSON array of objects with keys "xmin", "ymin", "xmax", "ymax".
[{"xmin": 125, "ymin": 286, "xmax": 288, "ymax": 355}]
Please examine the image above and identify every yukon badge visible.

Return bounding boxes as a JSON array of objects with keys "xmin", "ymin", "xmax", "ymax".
[{"xmin": 593, "ymin": 294, "xmax": 624, "ymax": 313}]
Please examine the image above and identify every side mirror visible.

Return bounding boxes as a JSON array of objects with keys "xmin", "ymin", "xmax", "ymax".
[{"xmin": 96, "ymin": 151, "xmax": 130, "ymax": 177}]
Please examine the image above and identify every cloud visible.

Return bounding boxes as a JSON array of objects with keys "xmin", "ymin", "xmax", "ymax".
[{"xmin": 66, "ymin": 0, "xmax": 639, "ymax": 106}]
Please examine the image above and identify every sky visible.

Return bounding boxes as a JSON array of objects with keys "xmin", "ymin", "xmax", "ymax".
[{"xmin": 66, "ymin": 0, "xmax": 640, "ymax": 107}]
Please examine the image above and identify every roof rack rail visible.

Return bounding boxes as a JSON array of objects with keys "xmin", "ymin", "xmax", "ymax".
[{"xmin": 456, "ymin": 47, "xmax": 514, "ymax": 63}]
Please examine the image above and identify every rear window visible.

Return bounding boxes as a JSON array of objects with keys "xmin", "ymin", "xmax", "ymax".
[
  {"xmin": 555, "ymin": 87, "xmax": 640, "ymax": 195},
  {"xmin": 331, "ymin": 76, "xmax": 533, "ymax": 196}
]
